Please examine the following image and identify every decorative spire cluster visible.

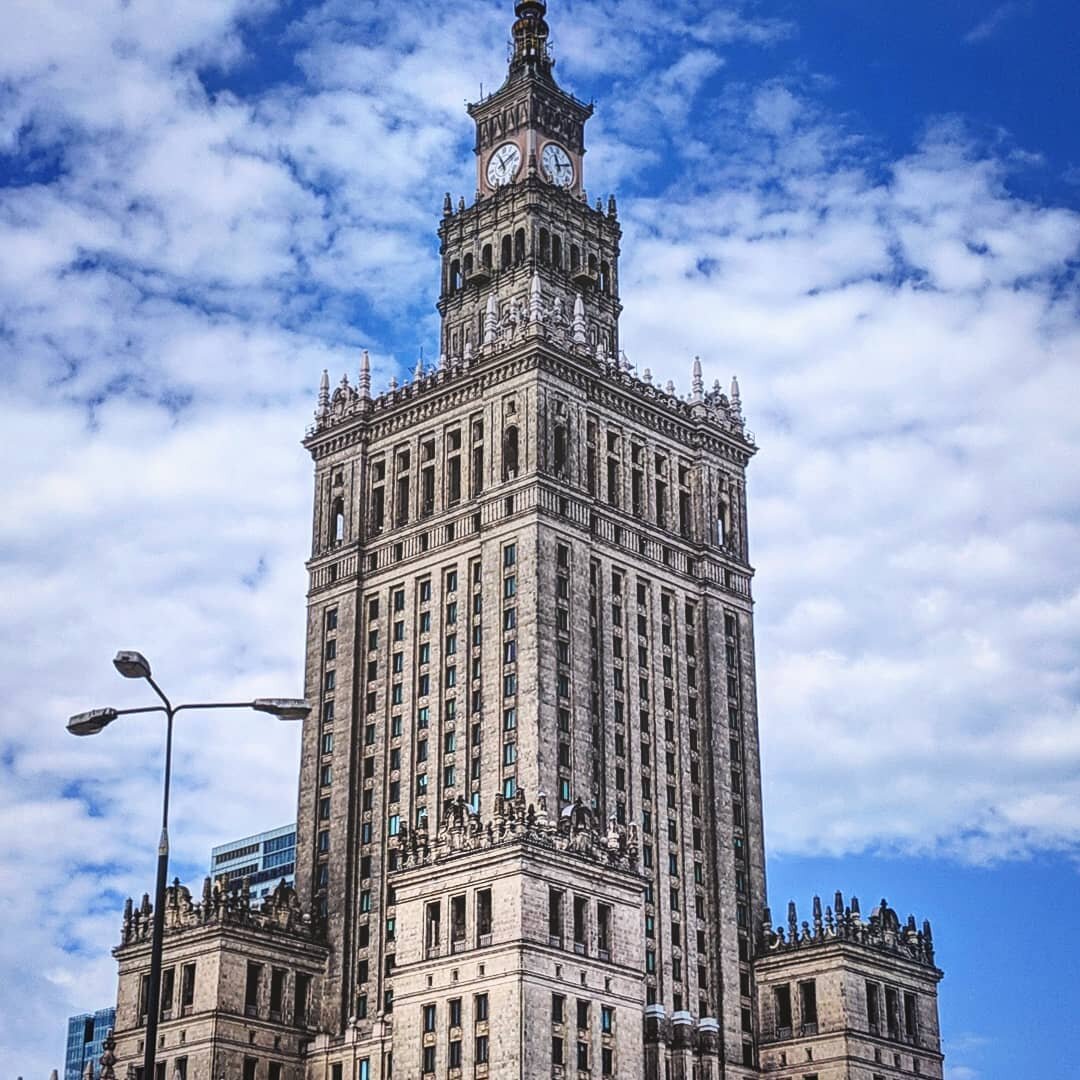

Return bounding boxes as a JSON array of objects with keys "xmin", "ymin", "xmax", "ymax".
[
  {"xmin": 393, "ymin": 789, "xmax": 640, "ymax": 874},
  {"xmin": 761, "ymin": 893, "xmax": 937, "ymax": 968},
  {"xmin": 509, "ymin": 0, "xmax": 554, "ymax": 80},
  {"xmin": 118, "ymin": 876, "xmax": 322, "ymax": 946}
]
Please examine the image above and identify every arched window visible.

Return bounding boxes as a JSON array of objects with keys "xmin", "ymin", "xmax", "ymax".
[
  {"xmin": 501, "ymin": 235, "xmax": 513, "ymax": 269},
  {"xmin": 449, "ymin": 259, "xmax": 461, "ymax": 294},
  {"xmin": 331, "ymin": 497, "xmax": 345, "ymax": 547},
  {"xmin": 570, "ymin": 244, "xmax": 580, "ymax": 272},
  {"xmin": 552, "ymin": 235, "xmax": 562, "ymax": 268},
  {"xmin": 482, "ymin": 244, "xmax": 493, "ymax": 269},
  {"xmin": 588, "ymin": 253, "xmax": 598, "ymax": 276},
  {"xmin": 503, "ymin": 425, "xmax": 519, "ymax": 480},
  {"xmin": 600, "ymin": 261, "xmax": 611, "ymax": 295},
  {"xmin": 514, "ymin": 229, "xmax": 526, "ymax": 265},
  {"xmin": 553, "ymin": 423, "xmax": 569, "ymax": 476},
  {"xmin": 463, "ymin": 253, "xmax": 474, "ymax": 277},
  {"xmin": 539, "ymin": 228, "xmax": 551, "ymax": 265}
]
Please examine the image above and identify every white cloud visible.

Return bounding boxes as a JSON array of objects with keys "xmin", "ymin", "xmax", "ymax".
[
  {"xmin": 0, "ymin": 1, "xmax": 1078, "ymax": 1074},
  {"xmin": 964, "ymin": 2, "xmax": 1031, "ymax": 45}
]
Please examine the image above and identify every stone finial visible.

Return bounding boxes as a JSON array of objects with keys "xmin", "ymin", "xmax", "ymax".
[
  {"xmin": 813, "ymin": 895, "xmax": 823, "ymax": 935},
  {"xmin": 438, "ymin": 352, "xmax": 447, "ymax": 370},
  {"xmin": 573, "ymin": 293, "xmax": 587, "ymax": 344},
  {"xmin": 316, "ymin": 369, "xmax": 330, "ymax": 418},
  {"xmin": 643, "ymin": 367, "xmax": 652, "ymax": 385},
  {"xmin": 608, "ymin": 194, "xmax": 617, "ymax": 217},
  {"xmin": 388, "ymin": 374, "xmax": 398, "ymax": 390},
  {"xmin": 414, "ymin": 356, "xmax": 424, "ymax": 381},
  {"xmin": 691, "ymin": 356, "xmax": 704, "ymax": 401},
  {"xmin": 530, "ymin": 272, "xmax": 543, "ymax": 323},
  {"xmin": 443, "ymin": 191, "xmax": 452, "ymax": 216},
  {"xmin": 458, "ymin": 196, "xmax": 466, "ymax": 213},
  {"xmin": 665, "ymin": 380, "xmax": 676, "ymax": 395},
  {"xmin": 787, "ymin": 900, "xmax": 799, "ymax": 940},
  {"xmin": 98, "ymin": 1030, "xmax": 117, "ymax": 1080},
  {"xmin": 484, "ymin": 293, "xmax": 498, "ymax": 345},
  {"xmin": 359, "ymin": 350, "xmax": 371, "ymax": 399},
  {"xmin": 595, "ymin": 197, "xmax": 603, "ymax": 212},
  {"xmin": 730, "ymin": 375, "xmax": 743, "ymax": 421}
]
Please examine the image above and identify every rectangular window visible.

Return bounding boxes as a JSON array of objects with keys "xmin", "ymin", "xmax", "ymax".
[
  {"xmin": 423, "ymin": 1003, "xmax": 437, "ymax": 1032},
  {"xmin": 475, "ymin": 1035, "xmax": 489, "ymax": 1064},
  {"xmin": 549, "ymin": 888, "xmax": 563, "ymax": 944},
  {"xmin": 475, "ymin": 993, "xmax": 489, "ymax": 1021},
  {"xmin": 577, "ymin": 1040, "xmax": 589, "ymax": 1071},
  {"xmin": 800, "ymin": 981, "xmax": 818, "ymax": 1030},
  {"xmin": 294, "ymin": 972, "xmax": 311, "ymax": 1027},
  {"xmin": 244, "ymin": 963, "xmax": 261, "ymax": 1017},
  {"xmin": 774, "ymin": 985, "xmax": 792, "ymax": 1034},
  {"xmin": 552, "ymin": 993, "xmax": 565, "ymax": 1023},
  {"xmin": 867, "ymin": 981, "xmax": 881, "ymax": 1032},
  {"xmin": 576, "ymin": 999, "xmax": 589, "ymax": 1029},
  {"xmin": 159, "ymin": 967, "xmax": 175, "ymax": 1018},
  {"xmin": 180, "ymin": 962, "xmax": 196, "ymax": 1012},
  {"xmin": 597, "ymin": 903, "xmax": 612, "ymax": 958},
  {"xmin": 552, "ymin": 1036, "xmax": 564, "ymax": 1066},
  {"xmin": 242, "ymin": 1059, "xmax": 257, "ymax": 1080},
  {"xmin": 904, "ymin": 992, "xmax": 918, "ymax": 1038},
  {"xmin": 886, "ymin": 986, "xmax": 900, "ymax": 1040},
  {"xmin": 573, "ymin": 895, "xmax": 588, "ymax": 953},
  {"xmin": 269, "ymin": 968, "xmax": 286, "ymax": 1020}
]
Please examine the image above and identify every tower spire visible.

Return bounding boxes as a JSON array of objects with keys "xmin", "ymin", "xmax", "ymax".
[{"xmin": 510, "ymin": 0, "xmax": 553, "ymax": 80}]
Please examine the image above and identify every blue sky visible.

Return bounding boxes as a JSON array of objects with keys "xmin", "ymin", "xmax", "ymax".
[{"xmin": 1, "ymin": 1, "xmax": 1078, "ymax": 1077}]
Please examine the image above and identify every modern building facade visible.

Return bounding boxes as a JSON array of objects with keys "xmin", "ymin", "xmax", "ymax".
[
  {"xmin": 64, "ymin": 1007, "xmax": 116, "ymax": 1080},
  {"xmin": 105, "ymin": 4, "xmax": 945, "ymax": 1080},
  {"xmin": 210, "ymin": 825, "xmax": 297, "ymax": 902}
]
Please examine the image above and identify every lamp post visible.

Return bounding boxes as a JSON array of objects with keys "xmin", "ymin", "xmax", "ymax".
[{"xmin": 68, "ymin": 650, "xmax": 308, "ymax": 1080}]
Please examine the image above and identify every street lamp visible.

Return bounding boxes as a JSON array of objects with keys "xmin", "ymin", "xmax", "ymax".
[{"xmin": 68, "ymin": 650, "xmax": 309, "ymax": 1080}]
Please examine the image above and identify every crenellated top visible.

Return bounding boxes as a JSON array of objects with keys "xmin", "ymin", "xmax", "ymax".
[
  {"xmin": 117, "ymin": 876, "xmax": 323, "ymax": 949},
  {"xmin": 392, "ymin": 790, "xmax": 641, "ymax": 875},
  {"xmin": 761, "ymin": 892, "xmax": 937, "ymax": 969}
]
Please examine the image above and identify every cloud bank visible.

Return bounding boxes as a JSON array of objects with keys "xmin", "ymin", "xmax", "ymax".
[{"xmin": 0, "ymin": 0, "xmax": 1077, "ymax": 1073}]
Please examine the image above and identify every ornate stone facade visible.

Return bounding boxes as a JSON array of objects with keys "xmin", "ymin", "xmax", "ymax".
[{"xmin": 101, "ymin": 4, "xmax": 945, "ymax": 1080}]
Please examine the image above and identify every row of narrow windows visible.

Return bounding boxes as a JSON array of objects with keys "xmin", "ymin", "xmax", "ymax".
[
  {"xmin": 446, "ymin": 228, "xmax": 612, "ymax": 295},
  {"xmin": 326, "ymin": 420, "xmax": 734, "ymax": 553}
]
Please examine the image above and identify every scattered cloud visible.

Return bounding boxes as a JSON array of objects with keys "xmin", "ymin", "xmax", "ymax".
[
  {"xmin": 964, "ymin": 2, "xmax": 1032, "ymax": 44},
  {"xmin": 0, "ymin": 0, "xmax": 1078, "ymax": 1074}
]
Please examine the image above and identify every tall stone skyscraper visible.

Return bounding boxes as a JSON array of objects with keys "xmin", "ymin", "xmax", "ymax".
[{"xmin": 106, "ymin": 5, "xmax": 945, "ymax": 1080}]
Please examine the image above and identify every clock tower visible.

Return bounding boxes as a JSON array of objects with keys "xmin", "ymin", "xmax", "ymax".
[{"xmin": 439, "ymin": 0, "xmax": 622, "ymax": 364}]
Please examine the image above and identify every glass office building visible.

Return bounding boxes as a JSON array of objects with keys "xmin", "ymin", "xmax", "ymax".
[
  {"xmin": 64, "ymin": 1007, "xmax": 116, "ymax": 1080},
  {"xmin": 209, "ymin": 823, "xmax": 296, "ymax": 901}
]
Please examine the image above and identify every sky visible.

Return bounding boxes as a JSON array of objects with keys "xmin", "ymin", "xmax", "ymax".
[{"xmin": 0, "ymin": 0, "xmax": 1078, "ymax": 1076}]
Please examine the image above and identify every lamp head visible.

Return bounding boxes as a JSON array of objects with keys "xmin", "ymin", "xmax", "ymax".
[
  {"xmin": 253, "ymin": 698, "xmax": 310, "ymax": 721},
  {"xmin": 113, "ymin": 650, "xmax": 152, "ymax": 680},
  {"xmin": 67, "ymin": 708, "xmax": 119, "ymax": 736}
]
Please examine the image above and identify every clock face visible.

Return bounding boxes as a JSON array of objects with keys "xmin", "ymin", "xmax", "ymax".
[
  {"xmin": 487, "ymin": 142, "xmax": 521, "ymax": 188},
  {"xmin": 542, "ymin": 142, "xmax": 574, "ymax": 187}
]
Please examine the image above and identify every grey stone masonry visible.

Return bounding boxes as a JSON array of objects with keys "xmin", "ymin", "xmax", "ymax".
[
  {"xmin": 109, "ymin": 879, "xmax": 328, "ymax": 1080},
  {"xmin": 754, "ymin": 895, "xmax": 944, "ymax": 1080}
]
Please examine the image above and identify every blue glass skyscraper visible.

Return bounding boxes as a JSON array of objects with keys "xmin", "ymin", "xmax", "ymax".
[
  {"xmin": 209, "ymin": 823, "xmax": 296, "ymax": 901},
  {"xmin": 64, "ymin": 1007, "xmax": 115, "ymax": 1080}
]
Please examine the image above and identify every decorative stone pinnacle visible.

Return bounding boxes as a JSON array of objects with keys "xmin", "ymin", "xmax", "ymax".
[
  {"xmin": 692, "ymin": 356, "xmax": 704, "ymax": 401},
  {"xmin": 359, "ymin": 350, "xmax": 371, "ymax": 399},
  {"xmin": 316, "ymin": 369, "xmax": 330, "ymax": 418},
  {"xmin": 573, "ymin": 293, "xmax": 587, "ymax": 344}
]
